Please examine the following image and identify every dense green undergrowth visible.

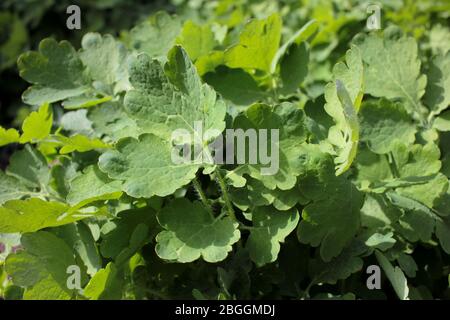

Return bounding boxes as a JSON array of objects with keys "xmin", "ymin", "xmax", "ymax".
[{"xmin": 0, "ymin": 0, "xmax": 449, "ymax": 300}]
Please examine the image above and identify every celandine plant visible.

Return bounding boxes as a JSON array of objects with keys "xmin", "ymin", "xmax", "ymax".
[{"xmin": 0, "ymin": 0, "xmax": 449, "ymax": 300}]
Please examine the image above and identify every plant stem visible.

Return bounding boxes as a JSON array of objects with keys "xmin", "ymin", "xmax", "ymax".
[
  {"xmin": 271, "ymin": 75, "xmax": 279, "ymax": 102},
  {"xmin": 386, "ymin": 152, "xmax": 400, "ymax": 178},
  {"xmin": 192, "ymin": 177, "xmax": 214, "ymax": 219},
  {"xmin": 301, "ymin": 277, "xmax": 317, "ymax": 300},
  {"xmin": 215, "ymin": 168, "xmax": 237, "ymax": 222}
]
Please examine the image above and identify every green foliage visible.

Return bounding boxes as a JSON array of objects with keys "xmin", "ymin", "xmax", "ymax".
[{"xmin": 0, "ymin": 0, "xmax": 450, "ymax": 301}]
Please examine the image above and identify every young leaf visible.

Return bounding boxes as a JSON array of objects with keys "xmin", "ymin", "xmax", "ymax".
[
  {"xmin": 54, "ymin": 134, "xmax": 110, "ymax": 154},
  {"xmin": 0, "ymin": 198, "xmax": 97, "ymax": 233},
  {"xmin": 19, "ymin": 103, "xmax": 53, "ymax": 143},
  {"xmin": 224, "ymin": 14, "xmax": 282, "ymax": 73},
  {"xmin": 176, "ymin": 21, "xmax": 217, "ymax": 61},
  {"xmin": 84, "ymin": 262, "xmax": 124, "ymax": 300},
  {"xmin": 0, "ymin": 127, "xmax": 20, "ymax": 147}
]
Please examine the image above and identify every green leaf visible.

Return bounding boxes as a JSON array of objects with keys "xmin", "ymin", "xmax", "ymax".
[
  {"xmin": 115, "ymin": 223, "xmax": 150, "ymax": 266},
  {"xmin": 392, "ymin": 143, "xmax": 441, "ymax": 178},
  {"xmin": 176, "ymin": 21, "xmax": 217, "ymax": 60},
  {"xmin": 324, "ymin": 46, "xmax": 363, "ymax": 175},
  {"xmin": 19, "ymin": 103, "xmax": 53, "ymax": 143},
  {"xmin": 52, "ymin": 223, "xmax": 102, "ymax": 277},
  {"xmin": 224, "ymin": 14, "xmax": 282, "ymax": 73},
  {"xmin": 353, "ymin": 27, "xmax": 427, "ymax": 119},
  {"xmin": 84, "ymin": 262, "xmax": 124, "ymax": 300},
  {"xmin": 100, "ymin": 207, "xmax": 157, "ymax": 260},
  {"xmin": 88, "ymin": 102, "xmax": 141, "ymax": 142},
  {"xmin": 0, "ymin": 171, "xmax": 31, "ymax": 204},
  {"xmin": 126, "ymin": 11, "xmax": 182, "ymax": 61},
  {"xmin": 246, "ymin": 206, "xmax": 299, "ymax": 266},
  {"xmin": 297, "ymin": 174, "xmax": 364, "ymax": 262},
  {"xmin": 195, "ymin": 51, "xmax": 224, "ymax": 76},
  {"xmin": 6, "ymin": 145, "xmax": 50, "ymax": 189},
  {"xmin": 50, "ymin": 158, "xmax": 79, "ymax": 199},
  {"xmin": 54, "ymin": 134, "xmax": 110, "ymax": 154},
  {"xmin": 0, "ymin": 127, "xmax": 20, "ymax": 147},
  {"xmin": 396, "ymin": 173, "xmax": 448, "ymax": 208},
  {"xmin": 60, "ymin": 110, "xmax": 94, "ymax": 137},
  {"xmin": 312, "ymin": 240, "xmax": 366, "ymax": 285},
  {"xmin": 5, "ymin": 232, "xmax": 76, "ymax": 300},
  {"xmin": 271, "ymin": 19, "xmax": 318, "ymax": 73},
  {"xmin": 67, "ymin": 165, "xmax": 123, "ymax": 208},
  {"xmin": 124, "ymin": 46, "xmax": 226, "ymax": 142},
  {"xmin": 355, "ymin": 147, "xmax": 393, "ymax": 187},
  {"xmin": 375, "ymin": 250, "xmax": 409, "ymax": 300},
  {"xmin": 425, "ymin": 52, "xmax": 450, "ymax": 116},
  {"xmin": 360, "ymin": 99, "xmax": 416, "ymax": 154},
  {"xmin": 0, "ymin": 198, "xmax": 96, "ymax": 233},
  {"xmin": 360, "ymin": 194, "xmax": 402, "ymax": 229},
  {"xmin": 278, "ymin": 42, "xmax": 309, "ymax": 96},
  {"xmin": 397, "ymin": 253, "xmax": 418, "ymax": 278},
  {"xmin": 387, "ymin": 192, "xmax": 436, "ymax": 243},
  {"xmin": 271, "ymin": 19, "xmax": 317, "ymax": 96},
  {"xmin": 365, "ymin": 232, "xmax": 396, "ymax": 251},
  {"xmin": 18, "ymin": 38, "xmax": 90, "ymax": 105},
  {"xmin": 434, "ymin": 110, "xmax": 450, "ymax": 131},
  {"xmin": 230, "ymin": 177, "xmax": 302, "ymax": 211},
  {"xmin": 80, "ymin": 33, "xmax": 129, "ymax": 91},
  {"xmin": 99, "ymin": 134, "xmax": 200, "ymax": 198},
  {"xmin": 230, "ymin": 103, "xmax": 308, "ymax": 190},
  {"xmin": 155, "ymin": 199, "xmax": 240, "ymax": 263},
  {"xmin": 204, "ymin": 67, "xmax": 266, "ymax": 106}
]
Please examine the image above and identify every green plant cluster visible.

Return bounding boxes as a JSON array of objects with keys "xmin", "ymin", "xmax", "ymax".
[{"xmin": 0, "ymin": 0, "xmax": 449, "ymax": 300}]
